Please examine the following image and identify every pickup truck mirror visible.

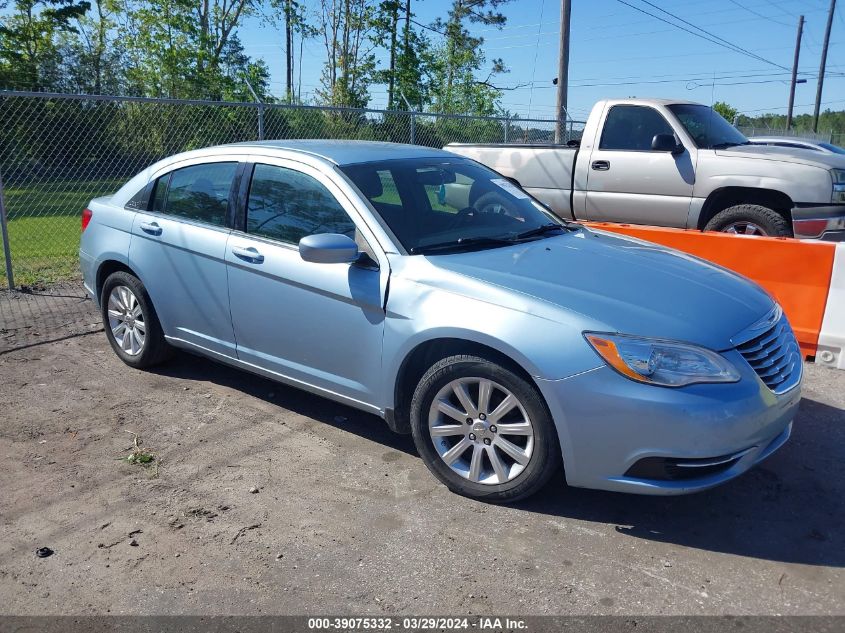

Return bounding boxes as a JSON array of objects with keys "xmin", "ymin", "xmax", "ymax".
[{"xmin": 652, "ymin": 134, "xmax": 684, "ymax": 155}]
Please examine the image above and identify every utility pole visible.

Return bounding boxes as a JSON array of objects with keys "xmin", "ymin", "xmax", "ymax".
[
  {"xmin": 554, "ymin": 0, "xmax": 572, "ymax": 144},
  {"xmin": 786, "ymin": 14, "xmax": 804, "ymax": 130},
  {"xmin": 285, "ymin": 0, "xmax": 293, "ymax": 103},
  {"xmin": 813, "ymin": 0, "xmax": 836, "ymax": 132}
]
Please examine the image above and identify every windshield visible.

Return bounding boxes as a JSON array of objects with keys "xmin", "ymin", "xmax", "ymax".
[
  {"xmin": 820, "ymin": 142, "xmax": 845, "ymax": 155},
  {"xmin": 667, "ymin": 103, "xmax": 749, "ymax": 149},
  {"xmin": 340, "ymin": 158, "xmax": 565, "ymax": 254}
]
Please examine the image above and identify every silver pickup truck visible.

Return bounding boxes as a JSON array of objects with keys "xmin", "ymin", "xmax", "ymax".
[{"xmin": 447, "ymin": 98, "xmax": 845, "ymax": 240}]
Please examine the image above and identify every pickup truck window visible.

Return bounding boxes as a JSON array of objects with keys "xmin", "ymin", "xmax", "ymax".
[
  {"xmin": 599, "ymin": 105, "xmax": 674, "ymax": 151},
  {"xmin": 341, "ymin": 158, "xmax": 563, "ymax": 254},
  {"xmin": 667, "ymin": 103, "xmax": 749, "ymax": 150}
]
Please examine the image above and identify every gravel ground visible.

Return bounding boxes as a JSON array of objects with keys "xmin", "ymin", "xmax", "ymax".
[{"xmin": 0, "ymin": 315, "xmax": 843, "ymax": 616}]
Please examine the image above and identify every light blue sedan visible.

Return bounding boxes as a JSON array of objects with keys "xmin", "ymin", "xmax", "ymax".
[{"xmin": 79, "ymin": 141, "xmax": 802, "ymax": 502}]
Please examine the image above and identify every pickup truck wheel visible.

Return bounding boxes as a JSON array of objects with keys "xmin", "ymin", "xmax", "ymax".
[
  {"xmin": 704, "ymin": 204, "xmax": 791, "ymax": 237},
  {"xmin": 410, "ymin": 355, "xmax": 561, "ymax": 503}
]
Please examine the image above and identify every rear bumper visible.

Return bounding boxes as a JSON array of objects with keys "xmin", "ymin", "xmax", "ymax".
[
  {"xmin": 79, "ymin": 247, "xmax": 97, "ymax": 304},
  {"xmin": 792, "ymin": 204, "xmax": 845, "ymax": 241}
]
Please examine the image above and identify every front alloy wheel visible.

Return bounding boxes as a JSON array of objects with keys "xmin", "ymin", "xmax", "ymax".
[
  {"xmin": 428, "ymin": 377, "xmax": 535, "ymax": 484},
  {"xmin": 411, "ymin": 354, "xmax": 561, "ymax": 503}
]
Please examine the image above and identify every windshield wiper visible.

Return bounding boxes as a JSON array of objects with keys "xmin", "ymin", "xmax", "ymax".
[
  {"xmin": 513, "ymin": 222, "xmax": 567, "ymax": 240},
  {"xmin": 410, "ymin": 236, "xmax": 515, "ymax": 255}
]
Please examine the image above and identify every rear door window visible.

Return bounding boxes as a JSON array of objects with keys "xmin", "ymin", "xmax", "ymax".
[{"xmin": 157, "ymin": 162, "xmax": 237, "ymax": 226}]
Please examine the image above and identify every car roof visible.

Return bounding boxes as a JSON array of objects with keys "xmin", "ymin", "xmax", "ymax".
[{"xmin": 222, "ymin": 139, "xmax": 455, "ymax": 165}]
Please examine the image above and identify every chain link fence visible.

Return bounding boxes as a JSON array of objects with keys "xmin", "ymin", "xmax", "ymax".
[
  {"xmin": 0, "ymin": 90, "xmax": 574, "ymax": 293},
  {"xmin": 738, "ymin": 125, "xmax": 844, "ymax": 146},
  {"xmin": 0, "ymin": 91, "xmax": 578, "ymax": 352}
]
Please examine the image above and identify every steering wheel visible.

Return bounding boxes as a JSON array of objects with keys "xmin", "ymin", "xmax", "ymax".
[{"xmin": 446, "ymin": 206, "xmax": 477, "ymax": 230}]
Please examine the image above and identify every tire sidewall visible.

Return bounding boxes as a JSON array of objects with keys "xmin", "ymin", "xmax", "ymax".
[
  {"xmin": 100, "ymin": 271, "xmax": 162, "ymax": 368},
  {"xmin": 705, "ymin": 204, "xmax": 790, "ymax": 237},
  {"xmin": 410, "ymin": 356, "xmax": 560, "ymax": 501}
]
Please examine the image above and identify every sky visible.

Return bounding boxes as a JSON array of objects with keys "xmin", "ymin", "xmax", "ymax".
[{"xmin": 238, "ymin": 0, "xmax": 844, "ymax": 123}]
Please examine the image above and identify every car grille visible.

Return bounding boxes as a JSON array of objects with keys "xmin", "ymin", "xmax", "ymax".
[{"xmin": 735, "ymin": 313, "xmax": 801, "ymax": 393}]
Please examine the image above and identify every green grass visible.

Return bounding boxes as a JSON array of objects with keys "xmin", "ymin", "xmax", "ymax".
[
  {"xmin": 2, "ymin": 215, "xmax": 82, "ymax": 286},
  {"xmin": 1, "ymin": 178, "xmax": 125, "ymax": 287}
]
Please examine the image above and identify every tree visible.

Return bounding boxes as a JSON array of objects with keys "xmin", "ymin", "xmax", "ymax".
[
  {"xmin": 57, "ymin": 0, "xmax": 124, "ymax": 94},
  {"xmin": 369, "ymin": 0, "xmax": 431, "ymax": 110},
  {"xmin": 317, "ymin": 0, "xmax": 378, "ymax": 108},
  {"xmin": 428, "ymin": 0, "xmax": 513, "ymax": 115},
  {"xmin": 269, "ymin": 0, "xmax": 315, "ymax": 103},
  {"xmin": 713, "ymin": 101, "xmax": 738, "ymax": 123},
  {"xmin": 116, "ymin": 0, "xmax": 265, "ymax": 100},
  {"xmin": 0, "ymin": 0, "xmax": 91, "ymax": 90}
]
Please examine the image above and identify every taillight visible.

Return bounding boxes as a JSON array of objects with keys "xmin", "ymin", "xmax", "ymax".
[{"xmin": 82, "ymin": 208, "xmax": 92, "ymax": 231}]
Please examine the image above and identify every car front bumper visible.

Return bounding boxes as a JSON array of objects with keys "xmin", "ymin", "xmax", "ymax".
[
  {"xmin": 535, "ymin": 351, "xmax": 802, "ymax": 495},
  {"xmin": 792, "ymin": 204, "xmax": 845, "ymax": 241}
]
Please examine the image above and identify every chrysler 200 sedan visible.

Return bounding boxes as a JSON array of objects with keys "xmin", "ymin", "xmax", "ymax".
[{"xmin": 80, "ymin": 140, "xmax": 802, "ymax": 502}]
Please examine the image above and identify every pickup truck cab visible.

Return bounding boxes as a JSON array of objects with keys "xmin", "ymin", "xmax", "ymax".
[{"xmin": 447, "ymin": 98, "xmax": 845, "ymax": 240}]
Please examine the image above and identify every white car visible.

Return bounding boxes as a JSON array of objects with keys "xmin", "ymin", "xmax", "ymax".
[{"xmin": 748, "ymin": 136, "xmax": 845, "ymax": 156}]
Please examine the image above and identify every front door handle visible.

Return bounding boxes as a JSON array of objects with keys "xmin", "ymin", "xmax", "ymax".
[
  {"xmin": 591, "ymin": 160, "xmax": 610, "ymax": 171},
  {"xmin": 139, "ymin": 221, "xmax": 162, "ymax": 236},
  {"xmin": 232, "ymin": 245, "xmax": 265, "ymax": 264}
]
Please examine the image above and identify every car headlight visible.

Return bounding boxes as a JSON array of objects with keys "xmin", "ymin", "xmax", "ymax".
[
  {"xmin": 833, "ymin": 169, "xmax": 845, "ymax": 204},
  {"xmin": 584, "ymin": 333, "xmax": 741, "ymax": 387}
]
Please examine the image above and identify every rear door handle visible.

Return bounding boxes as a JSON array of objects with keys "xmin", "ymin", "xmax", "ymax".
[
  {"xmin": 591, "ymin": 160, "xmax": 610, "ymax": 171},
  {"xmin": 139, "ymin": 221, "xmax": 162, "ymax": 236},
  {"xmin": 232, "ymin": 245, "xmax": 264, "ymax": 264}
]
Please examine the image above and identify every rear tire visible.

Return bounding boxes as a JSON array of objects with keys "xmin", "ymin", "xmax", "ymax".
[
  {"xmin": 100, "ymin": 271, "xmax": 172, "ymax": 369},
  {"xmin": 410, "ymin": 354, "xmax": 561, "ymax": 503},
  {"xmin": 704, "ymin": 204, "xmax": 791, "ymax": 237}
]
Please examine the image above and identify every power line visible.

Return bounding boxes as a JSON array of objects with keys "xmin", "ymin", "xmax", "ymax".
[
  {"xmin": 728, "ymin": 0, "xmax": 793, "ymax": 27},
  {"xmin": 616, "ymin": 0, "xmax": 790, "ymax": 70}
]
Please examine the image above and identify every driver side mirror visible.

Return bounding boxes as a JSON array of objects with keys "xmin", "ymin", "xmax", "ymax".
[
  {"xmin": 652, "ymin": 133, "xmax": 684, "ymax": 155},
  {"xmin": 299, "ymin": 233, "xmax": 359, "ymax": 264}
]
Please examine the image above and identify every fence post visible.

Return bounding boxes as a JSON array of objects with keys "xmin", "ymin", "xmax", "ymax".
[
  {"xmin": 503, "ymin": 117, "xmax": 509, "ymax": 143},
  {"xmin": 0, "ymin": 169, "xmax": 14, "ymax": 290},
  {"xmin": 409, "ymin": 112, "xmax": 416, "ymax": 145},
  {"xmin": 245, "ymin": 79, "xmax": 264, "ymax": 141}
]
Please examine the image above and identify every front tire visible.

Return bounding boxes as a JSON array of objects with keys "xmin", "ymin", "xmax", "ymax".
[
  {"xmin": 410, "ymin": 355, "xmax": 561, "ymax": 503},
  {"xmin": 704, "ymin": 204, "xmax": 791, "ymax": 237},
  {"xmin": 100, "ymin": 271, "xmax": 172, "ymax": 369}
]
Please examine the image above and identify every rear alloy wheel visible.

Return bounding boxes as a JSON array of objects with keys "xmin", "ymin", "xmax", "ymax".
[
  {"xmin": 410, "ymin": 355, "xmax": 560, "ymax": 503},
  {"xmin": 101, "ymin": 271, "xmax": 171, "ymax": 369},
  {"xmin": 107, "ymin": 285, "xmax": 146, "ymax": 356},
  {"xmin": 704, "ymin": 204, "xmax": 791, "ymax": 237}
]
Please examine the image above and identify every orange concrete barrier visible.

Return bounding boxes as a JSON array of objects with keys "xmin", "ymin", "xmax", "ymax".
[{"xmin": 583, "ymin": 222, "xmax": 837, "ymax": 359}]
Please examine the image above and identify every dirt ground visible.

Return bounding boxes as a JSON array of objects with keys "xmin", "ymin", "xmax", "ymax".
[{"xmin": 0, "ymin": 306, "xmax": 843, "ymax": 616}]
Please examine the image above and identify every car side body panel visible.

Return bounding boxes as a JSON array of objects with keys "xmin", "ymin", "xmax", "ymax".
[{"xmin": 80, "ymin": 196, "xmax": 136, "ymax": 303}]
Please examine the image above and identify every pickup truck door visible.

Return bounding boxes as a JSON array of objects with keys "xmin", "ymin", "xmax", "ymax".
[{"xmin": 582, "ymin": 104, "xmax": 695, "ymax": 227}]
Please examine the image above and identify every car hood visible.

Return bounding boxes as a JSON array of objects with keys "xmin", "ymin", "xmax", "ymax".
[
  {"xmin": 423, "ymin": 228, "xmax": 774, "ymax": 351},
  {"xmin": 715, "ymin": 144, "xmax": 845, "ymax": 169}
]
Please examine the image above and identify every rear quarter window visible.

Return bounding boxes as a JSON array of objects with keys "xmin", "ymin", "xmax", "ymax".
[{"xmin": 125, "ymin": 181, "xmax": 154, "ymax": 210}]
